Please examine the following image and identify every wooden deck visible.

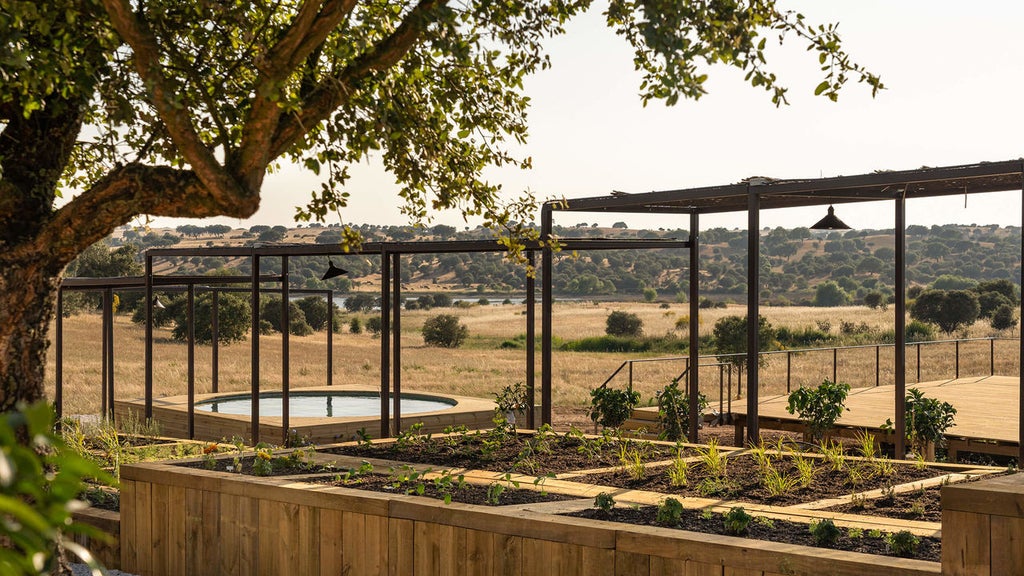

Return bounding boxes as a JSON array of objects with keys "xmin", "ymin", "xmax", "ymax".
[{"xmin": 730, "ymin": 376, "xmax": 1021, "ymax": 459}]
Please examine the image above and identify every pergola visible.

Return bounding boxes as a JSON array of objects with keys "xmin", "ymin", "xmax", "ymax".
[{"xmin": 540, "ymin": 159, "xmax": 1024, "ymax": 459}]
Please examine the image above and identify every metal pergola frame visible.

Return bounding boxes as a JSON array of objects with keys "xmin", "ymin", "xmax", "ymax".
[
  {"xmin": 541, "ymin": 158, "xmax": 1024, "ymax": 459},
  {"xmin": 58, "ymin": 237, "xmax": 690, "ymax": 445}
]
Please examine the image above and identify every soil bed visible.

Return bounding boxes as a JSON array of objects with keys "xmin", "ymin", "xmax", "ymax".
[
  {"xmin": 328, "ymin": 428, "xmax": 684, "ymax": 474},
  {"xmin": 825, "ymin": 488, "xmax": 941, "ymax": 522},
  {"xmin": 575, "ymin": 453, "xmax": 950, "ymax": 506},
  {"xmin": 309, "ymin": 472, "xmax": 574, "ymax": 506},
  {"xmin": 567, "ymin": 506, "xmax": 941, "ymax": 561}
]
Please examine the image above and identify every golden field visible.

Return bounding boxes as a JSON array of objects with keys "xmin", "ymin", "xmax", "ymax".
[{"xmin": 46, "ymin": 301, "xmax": 1019, "ymax": 419}]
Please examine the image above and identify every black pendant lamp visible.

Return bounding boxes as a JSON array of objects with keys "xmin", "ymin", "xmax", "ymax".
[
  {"xmin": 321, "ymin": 259, "xmax": 348, "ymax": 280},
  {"xmin": 810, "ymin": 205, "xmax": 851, "ymax": 231}
]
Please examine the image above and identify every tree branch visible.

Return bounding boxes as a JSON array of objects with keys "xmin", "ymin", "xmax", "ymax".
[
  {"xmin": 100, "ymin": 0, "xmax": 250, "ymax": 202},
  {"xmin": 16, "ymin": 163, "xmax": 260, "ymax": 270},
  {"xmin": 269, "ymin": 0, "xmax": 446, "ymax": 160}
]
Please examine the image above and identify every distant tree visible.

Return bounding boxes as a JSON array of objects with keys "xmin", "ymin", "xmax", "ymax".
[
  {"xmin": 977, "ymin": 279, "xmax": 1017, "ymax": 300},
  {"xmin": 249, "ymin": 225, "xmax": 271, "ymax": 234},
  {"xmin": 431, "ymin": 293, "xmax": 453, "ymax": 308},
  {"xmin": 991, "ymin": 304, "xmax": 1018, "ymax": 333},
  {"xmin": 348, "ymin": 317, "xmax": 363, "ymax": 334},
  {"xmin": 642, "ymin": 287, "xmax": 658, "ymax": 302},
  {"xmin": 365, "ymin": 316, "xmax": 382, "ymax": 337},
  {"xmin": 813, "ymin": 281, "xmax": 851, "ymax": 307},
  {"xmin": 977, "ymin": 291, "xmax": 1013, "ymax": 319},
  {"xmin": 863, "ymin": 291, "xmax": 886, "ymax": 310},
  {"xmin": 422, "ymin": 314, "xmax": 469, "ymax": 348},
  {"xmin": 260, "ymin": 297, "xmax": 313, "ymax": 336},
  {"xmin": 344, "ymin": 293, "xmax": 378, "ymax": 313},
  {"xmin": 931, "ymin": 274, "xmax": 976, "ymax": 291},
  {"xmin": 295, "ymin": 296, "xmax": 331, "ymax": 331},
  {"xmin": 605, "ymin": 311, "xmax": 643, "ymax": 337},
  {"xmin": 171, "ymin": 292, "xmax": 251, "ymax": 344},
  {"xmin": 258, "ymin": 228, "xmax": 286, "ymax": 242},
  {"xmin": 712, "ymin": 315, "xmax": 776, "ymax": 371},
  {"xmin": 910, "ymin": 289, "xmax": 980, "ymax": 334},
  {"xmin": 611, "ymin": 222, "xmax": 628, "ymax": 229},
  {"xmin": 855, "ymin": 256, "xmax": 884, "ymax": 275}
]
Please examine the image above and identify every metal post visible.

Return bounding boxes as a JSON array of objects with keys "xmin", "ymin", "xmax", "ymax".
[
  {"xmin": 688, "ymin": 211, "xmax": 700, "ymax": 443},
  {"xmin": 380, "ymin": 250, "xmax": 391, "ymax": 438},
  {"xmin": 1019, "ymin": 166, "xmax": 1024, "ymax": 463},
  {"xmin": 786, "ymin": 352, "xmax": 791, "ymax": 393},
  {"xmin": 327, "ymin": 289, "xmax": 334, "ymax": 387},
  {"xmin": 955, "ymin": 340, "xmax": 960, "ymax": 379},
  {"xmin": 392, "ymin": 254, "xmax": 402, "ymax": 434},
  {"xmin": 251, "ymin": 254, "xmax": 261, "ymax": 444},
  {"xmin": 281, "ymin": 256, "xmax": 290, "ymax": 446},
  {"xmin": 101, "ymin": 289, "xmax": 109, "ymax": 419},
  {"xmin": 876, "ymin": 346, "xmax": 880, "ymax": 387},
  {"xmin": 541, "ymin": 205, "xmax": 553, "ymax": 426},
  {"xmin": 526, "ymin": 250, "xmax": 536, "ymax": 429},
  {"xmin": 145, "ymin": 254, "xmax": 153, "ymax": 419},
  {"xmin": 628, "ymin": 361, "xmax": 633, "ymax": 390},
  {"xmin": 894, "ymin": 193, "xmax": 907, "ymax": 458},
  {"xmin": 212, "ymin": 290, "xmax": 219, "ymax": 393},
  {"xmin": 55, "ymin": 288, "xmax": 63, "ymax": 419},
  {"xmin": 187, "ymin": 284, "xmax": 195, "ymax": 439},
  {"xmin": 991, "ymin": 338, "xmax": 995, "ymax": 376},
  {"xmin": 833, "ymin": 348, "xmax": 838, "ymax": 383},
  {"xmin": 745, "ymin": 187, "xmax": 760, "ymax": 446},
  {"xmin": 916, "ymin": 343, "xmax": 921, "ymax": 382}
]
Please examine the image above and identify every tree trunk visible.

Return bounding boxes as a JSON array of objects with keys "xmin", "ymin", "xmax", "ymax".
[{"xmin": 0, "ymin": 258, "xmax": 61, "ymax": 412}]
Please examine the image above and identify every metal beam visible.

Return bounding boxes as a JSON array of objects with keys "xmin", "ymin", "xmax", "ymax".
[
  {"xmin": 688, "ymin": 212, "xmax": 700, "ymax": 443},
  {"xmin": 393, "ymin": 254, "xmax": 402, "ymax": 434},
  {"xmin": 895, "ymin": 195, "xmax": 907, "ymax": 458},
  {"xmin": 541, "ymin": 206, "xmax": 553, "ymax": 426},
  {"xmin": 281, "ymin": 256, "xmax": 290, "ymax": 446},
  {"xmin": 380, "ymin": 250, "xmax": 391, "ymax": 438},
  {"xmin": 250, "ymin": 255, "xmax": 261, "ymax": 444},
  {"xmin": 746, "ymin": 187, "xmax": 760, "ymax": 446}
]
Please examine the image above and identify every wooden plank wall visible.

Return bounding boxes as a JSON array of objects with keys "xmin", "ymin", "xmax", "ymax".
[
  {"xmin": 72, "ymin": 507, "xmax": 121, "ymax": 569},
  {"xmin": 942, "ymin": 473, "xmax": 1024, "ymax": 576},
  {"xmin": 121, "ymin": 462, "xmax": 941, "ymax": 576}
]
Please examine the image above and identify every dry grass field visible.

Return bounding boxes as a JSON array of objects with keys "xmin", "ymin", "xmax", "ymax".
[{"xmin": 46, "ymin": 302, "xmax": 1019, "ymax": 420}]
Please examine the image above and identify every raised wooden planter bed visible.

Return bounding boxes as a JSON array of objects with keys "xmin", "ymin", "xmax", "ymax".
[
  {"xmin": 72, "ymin": 506, "xmax": 120, "ymax": 570},
  {"xmin": 120, "ymin": 458, "xmax": 946, "ymax": 575}
]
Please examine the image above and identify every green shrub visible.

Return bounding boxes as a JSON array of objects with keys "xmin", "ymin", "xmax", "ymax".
[
  {"xmin": 722, "ymin": 507, "xmax": 752, "ymax": 536},
  {"xmin": 656, "ymin": 379, "xmax": 708, "ymax": 442},
  {"xmin": 588, "ymin": 386, "xmax": 641, "ymax": 429},
  {"xmin": 605, "ymin": 311, "xmax": 643, "ymax": 337},
  {"xmin": 786, "ymin": 379, "xmax": 850, "ymax": 442},
  {"xmin": 882, "ymin": 387, "xmax": 957, "ymax": 456},
  {"xmin": 365, "ymin": 316, "xmax": 382, "ymax": 336},
  {"xmin": 905, "ymin": 320, "xmax": 935, "ymax": 342},
  {"xmin": 594, "ymin": 493, "xmax": 615, "ymax": 514},
  {"xmin": 422, "ymin": 314, "xmax": 469, "ymax": 348},
  {"xmin": 655, "ymin": 498, "xmax": 684, "ymax": 526},
  {"xmin": 810, "ymin": 519, "xmax": 841, "ymax": 547},
  {"xmin": 349, "ymin": 317, "xmax": 362, "ymax": 334},
  {"xmin": 886, "ymin": 530, "xmax": 920, "ymax": 557}
]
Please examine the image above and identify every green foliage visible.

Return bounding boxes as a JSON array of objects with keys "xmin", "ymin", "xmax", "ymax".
[
  {"xmin": 882, "ymin": 388, "xmax": 957, "ymax": 456},
  {"xmin": 813, "ymin": 281, "xmax": 851, "ymax": 307},
  {"xmin": 722, "ymin": 507, "xmax": 752, "ymax": 536},
  {"xmin": 493, "ymin": 382, "xmax": 530, "ymax": 426},
  {"xmin": 1, "ymin": 403, "xmax": 114, "ymax": 575},
  {"xmin": 910, "ymin": 289, "xmax": 980, "ymax": 334},
  {"xmin": 810, "ymin": 519, "xmax": 842, "ymax": 547},
  {"xmin": 559, "ymin": 335, "xmax": 688, "ymax": 353},
  {"xmin": 166, "ymin": 292, "xmax": 251, "ymax": 344},
  {"xmin": 593, "ymin": 492, "xmax": 615, "ymax": 514},
  {"xmin": 365, "ymin": 316, "xmax": 382, "ymax": 337},
  {"xmin": 605, "ymin": 311, "xmax": 644, "ymax": 337},
  {"xmin": 348, "ymin": 317, "xmax": 363, "ymax": 334},
  {"xmin": 260, "ymin": 297, "xmax": 314, "ymax": 336},
  {"xmin": 991, "ymin": 304, "xmax": 1018, "ymax": 332},
  {"xmin": 711, "ymin": 315, "xmax": 776, "ymax": 370},
  {"xmin": 295, "ymin": 296, "xmax": 332, "ymax": 331},
  {"xmin": 786, "ymin": 380, "xmax": 850, "ymax": 442},
  {"xmin": 422, "ymin": 314, "xmax": 469, "ymax": 348},
  {"xmin": 656, "ymin": 379, "xmax": 707, "ymax": 442},
  {"xmin": 905, "ymin": 320, "xmax": 936, "ymax": 342},
  {"xmin": 588, "ymin": 385, "xmax": 640, "ymax": 429},
  {"xmin": 642, "ymin": 287, "xmax": 657, "ymax": 302},
  {"xmin": 863, "ymin": 291, "xmax": 886, "ymax": 310},
  {"xmin": 886, "ymin": 530, "xmax": 920, "ymax": 557},
  {"xmin": 655, "ymin": 497, "xmax": 684, "ymax": 526}
]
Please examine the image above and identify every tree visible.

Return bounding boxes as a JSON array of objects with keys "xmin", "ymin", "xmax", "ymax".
[
  {"xmin": 813, "ymin": 281, "xmax": 851, "ymax": 307},
  {"xmin": 295, "ymin": 296, "xmax": 332, "ymax": 331},
  {"xmin": 260, "ymin": 297, "xmax": 314, "ymax": 336},
  {"xmin": 0, "ymin": 1, "xmax": 881, "ymax": 410},
  {"xmin": 863, "ymin": 291, "xmax": 886, "ymax": 310},
  {"xmin": 605, "ymin": 311, "xmax": 643, "ymax": 338},
  {"xmin": 170, "ymin": 292, "xmax": 252, "ymax": 344},
  {"xmin": 712, "ymin": 315, "xmax": 776, "ymax": 371},
  {"xmin": 991, "ymin": 304, "xmax": 1018, "ymax": 333},
  {"xmin": 910, "ymin": 289, "xmax": 980, "ymax": 334},
  {"xmin": 422, "ymin": 314, "xmax": 469, "ymax": 348}
]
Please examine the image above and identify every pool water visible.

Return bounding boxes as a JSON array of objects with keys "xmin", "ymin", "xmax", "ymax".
[{"xmin": 196, "ymin": 392, "xmax": 455, "ymax": 418}]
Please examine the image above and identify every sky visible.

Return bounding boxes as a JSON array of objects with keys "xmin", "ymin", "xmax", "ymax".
[{"xmin": 154, "ymin": 1, "xmax": 1024, "ymax": 233}]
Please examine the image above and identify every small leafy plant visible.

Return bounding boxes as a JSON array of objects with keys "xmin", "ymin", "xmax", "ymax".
[
  {"xmin": 252, "ymin": 448, "xmax": 274, "ymax": 476},
  {"xmin": 667, "ymin": 449, "xmax": 689, "ymax": 487},
  {"xmin": 494, "ymin": 382, "xmax": 530, "ymax": 428},
  {"xmin": 722, "ymin": 507, "xmax": 752, "ymax": 536},
  {"xmin": 656, "ymin": 497, "xmax": 684, "ymax": 526},
  {"xmin": 881, "ymin": 387, "xmax": 957, "ymax": 457},
  {"xmin": 594, "ymin": 492, "xmax": 616, "ymax": 514},
  {"xmin": 588, "ymin": 385, "xmax": 641, "ymax": 430},
  {"xmin": 761, "ymin": 465, "xmax": 798, "ymax": 498},
  {"xmin": 656, "ymin": 379, "xmax": 707, "ymax": 442},
  {"xmin": 809, "ymin": 518, "xmax": 841, "ymax": 547},
  {"xmin": 696, "ymin": 438, "xmax": 728, "ymax": 477},
  {"xmin": 886, "ymin": 530, "xmax": 921, "ymax": 557},
  {"xmin": 786, "ymin": 379, "xmax": 850, "ymax": 442}
]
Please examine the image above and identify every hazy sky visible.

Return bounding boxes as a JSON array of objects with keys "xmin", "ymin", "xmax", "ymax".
[{"xmin": 154, "ymin": 1, "xmax": 1024, "ymax": 233}]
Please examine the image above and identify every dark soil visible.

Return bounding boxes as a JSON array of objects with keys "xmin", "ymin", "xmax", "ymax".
[
  {"xmin": 567, "ymin": 506, "xmax": 940, "ymax": 562},
  {"xmin": 178, "ymin": 450, "xmax": 329, "ymax": 476},
  {"xmin": 827, "ymin": 488, "xmax": 941, "ymax": 522},
  {"xmin": 82, "ymin": 487, "xmax": 121, "ymax": 512},
  {"xmin": 327, "ymin": 428, "xmax": 683, "ymax": 475},
  {"xmin": 310, "ymin": 473, "xmax": 574, "ymax": 506},
  {"xmin": 574, "ymin": 454, "xmax": 950, "ymax": 507}
]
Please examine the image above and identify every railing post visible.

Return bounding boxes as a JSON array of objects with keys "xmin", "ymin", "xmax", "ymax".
[
  {"xmin": 719, "ymin": 365, "xmax": 724, "ymax": 419},
  {"xmin": 832, "ymin": 348, "xmax": 837, "ymax": 383},
  {"xmin": 991, "ymin": 338, "xmax": 995, "ymax": 376},
  {"xmin": 727, "ymin": 366, "xmax": 732, "ymax": 413},
  {"xmin": 955, "ymin": 339, "xmax": 960, "ymax": 379},
  {"xmin": 875, "ymin": 345, "xmax": 880, "ymax": 387},
  {"xmin": 916, "ymin": 343, "xmax": 921, "ymax": 382},
  {"xmin": 786, "ymin": 352, "xmax": 791, "ymax": 393},
  {"xmin": 628, "ymin": 361, "xmax": 633, "ymax": 391}
]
